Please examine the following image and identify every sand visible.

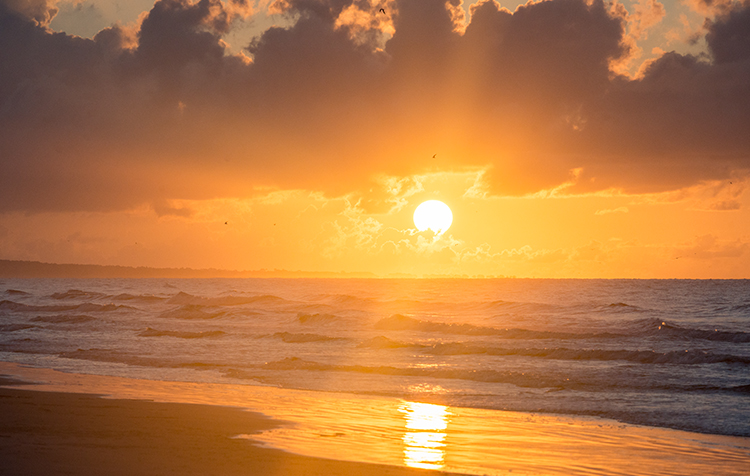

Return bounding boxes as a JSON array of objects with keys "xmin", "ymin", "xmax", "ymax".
[
  {"xmin": 1, "ymin": 364, "xmax": 748, "ymax": 476},
  {"xmin": 0, "ymin": 376, "xmax": 457, "ymax": 476}
]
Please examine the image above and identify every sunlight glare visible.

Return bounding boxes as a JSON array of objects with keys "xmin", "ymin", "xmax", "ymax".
[
  {"xmin": 413, "ymin": 200, "xmax": 453, "ymax": 235},
  {"xmin": 399, "ymin": 401, "xmax": 450, "ymax": 470}
]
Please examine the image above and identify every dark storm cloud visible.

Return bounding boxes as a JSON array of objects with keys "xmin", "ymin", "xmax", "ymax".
[
  {"xmin": 1, "ymin": 0, "xmax": 749, "ymax": 212},
  {"xmin": 705, "ymin": 1, "xmax": 750, "ymax": 64},
  {"xmin": 3, "ymin": 0, "xmax": 58, "ymax": 25}
]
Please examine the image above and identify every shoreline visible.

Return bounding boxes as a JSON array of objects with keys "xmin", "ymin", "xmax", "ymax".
[
  {"xmin": 1, "ymin": 362, "xmax": 749, "ymax": 475},
  {"xmin": 0, "ymin": 380, "xmax": 455, "ymax": 476}
]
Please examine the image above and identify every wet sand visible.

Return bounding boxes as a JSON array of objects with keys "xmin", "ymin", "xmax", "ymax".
[
  {"xmin": 1, "ymin": 364, "xmax": 748, "ymax": 476},
  {"xmin": 0, "ymin": 377, "xmax": 456, "ymax": 476}
]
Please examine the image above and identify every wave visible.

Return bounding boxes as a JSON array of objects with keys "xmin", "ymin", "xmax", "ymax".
[
  {"xmin": 356, "ymin": 336, "xmax": 750, "ymax": 365},
  {"xmin": 0, "ymin": 300, "xmax": 130, "ymax": 313},
  {"xmin": 262, "ymin": 357, "xmax": 572, "ymax": 389},
  {"xmin": 159, "ymin": 304, "xmax": 226, "ymax": 320},
  {"xmin": 424, "ymin": 342, "xmax": 750, "ymax": 365},
  {"xmin": 5, "ymin": 289, "xmax": 29, "ymax": 295},
  {"xmin": 357, "ymin": 336, "xmax": 415, "ymax": 349},
  {"xmin": 167, "ymin": 292, "xmax": 211, "ymax": 304},
  {"xmin": 317, "ymin": 294, "xmax": 377, "ymax": 307},
  {"xmin": 50, "ymin": 289, "xmax": 106, "ymax": 300},
  {"xmin": 59, "ymin": 348, "xmax": 165, "ymax": 367},
  {"xmin": 600, "ymin": 302, "xmax": 645, "ymax": 313},
  {"xmin": 0, "ymin": 323, "xmax": 38, "ymax": 332},
  {"xmin": 373, "ymin": 314, "xmax": 750, "ymax": 344},
  {"xmin": 297, "ymin": 312, "xmax": 341, "ymax": 324},
  {"xmin": 167, "ymin": 292, "xmax": 288, "ymax": 307},
  {"xmin": 262, "ymin": 357, "xmax": 750, "ymax": 393},
  {"xmin": 271, "ymin": 332, "xmax": 345, "ymax": 343},
  {"xmin": 373, "ymin": 314, "xmax": 613, "ymax": 340},
  {"xmin": 57, "ymin": 348, "xmax": 234, "ymax": 374},
  {"xmin": 634, "ymin": 318, "xmax": 750, "ymax": 343},
  {"xmin": 30, "ymin": 314, "xmax": 95, "ymax": 324},
  {"xmin": 729, "ymin": 384, "xmax": 750, "ymax": 394},
  {"xmin": 111, "ymin": 293, "xmax": 166, "ymax": 303},
  {"xmin": 138, "ymin": 327, "xmax": 226, "ymax": 339}
]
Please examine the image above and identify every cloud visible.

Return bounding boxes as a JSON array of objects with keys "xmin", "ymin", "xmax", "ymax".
[
  {"xmin": 3, "ymin": 0, "xmax": 60, "ymax": 25},
  {"xmin": 594, "ymin": 206, "xmax": 629, "ymax": 215},
  {"xmin": 152, "ymin": 198, "xmax": 194, "ymax": 217},
  {"xmin": 676, "ymin": 234, "xmax": 749, "ymax": 259},
  {"xmin": 608, "ymin": 0, "xmax": 666, "ymax": 76},
  {"xmin": 705, "ymin": 0, "xmax": 750, "ymax": 63},
  {"xmin": 1, "ymin": 0, "xmax": 750, "ymax": 213},
  {"xmin": 707, "ymin": 199, "xmax": 741, "ymax": 210}
]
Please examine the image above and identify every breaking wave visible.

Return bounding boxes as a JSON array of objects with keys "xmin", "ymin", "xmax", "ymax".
[
  {"xmin": 357, "ymin": 336, "xmax": 414, "ymax": 349},
  {"xmin": 297, "ymin": 312, "xmax": 341, "ymax": 324},
  {"xmin": 635, "ymin": 318, "xmax": 750, "ymax": 343}
]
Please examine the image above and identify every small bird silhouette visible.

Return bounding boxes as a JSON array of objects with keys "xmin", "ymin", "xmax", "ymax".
[
  {"xmin": 432, "ymin": 154, "xmax": 437, "ymax": 158},
  {"xmin": 224, "ymin": 221, "xmax": 228, "ymax": 225},
  {"xmin": 379, "ymin": 8, "xmax": 385, "ymax": 14}
]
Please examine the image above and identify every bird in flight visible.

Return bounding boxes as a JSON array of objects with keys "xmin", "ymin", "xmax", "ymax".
[
  {"xmin": 433, "ymin": 154, "xmax": 437, "ymax": 158},
  {"xmin": 379, "ymin": 8, "xmax": 385, "ymax": 14}
]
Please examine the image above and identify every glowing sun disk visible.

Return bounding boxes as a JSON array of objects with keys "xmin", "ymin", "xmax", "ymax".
[{"xmin": 413, "ymin": 200, "xmax": 453, "ymax": 235}]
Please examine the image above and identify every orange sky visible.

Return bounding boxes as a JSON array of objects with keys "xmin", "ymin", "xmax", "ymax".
[{"xmin": 1, "ymin": 0, "xmax": 749, "ymax": 277}]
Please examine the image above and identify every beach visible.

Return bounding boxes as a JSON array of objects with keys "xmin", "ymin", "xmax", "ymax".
[
  {"xmin": 1, "ymin": 278, "xmax": 749, "ymax": 475},
  {"xmin": 0, "ymin": 379, "xmax": 452, "ymax": 476},
  {"xmin": 1, "ymin": 363, "xmax": 748, "ymax": 476}
]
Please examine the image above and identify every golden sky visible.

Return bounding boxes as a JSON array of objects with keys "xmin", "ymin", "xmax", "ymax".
[{"xmin": 1, "ymin": 0, "xmax": 749, "ymax": 277}]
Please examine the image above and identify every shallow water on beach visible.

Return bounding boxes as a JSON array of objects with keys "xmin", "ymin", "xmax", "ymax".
[
  {"xmin": 2, "ymin": 362, "xmax": 749, "ymax": 476},
  {"xmin": 0, "ymin": 278, "xmax": 749, "ymax": 440}
]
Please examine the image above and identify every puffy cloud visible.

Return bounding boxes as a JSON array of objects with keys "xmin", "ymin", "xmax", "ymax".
[
  {"xmin": 705, "ymin": 0, "xmax": 750, "ymax": 63},
  {"xmin": 3, "ymin": 0, "xmax": 60, "ymax": 25},
  {"xmin": 1, "ymin": 0, "xmax": 749, "ymax": 214}
]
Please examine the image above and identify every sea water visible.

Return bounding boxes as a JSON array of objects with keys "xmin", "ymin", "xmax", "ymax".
[{"xmin": 1, "ymin": 278, "xmax": 748, "ymax": 439}]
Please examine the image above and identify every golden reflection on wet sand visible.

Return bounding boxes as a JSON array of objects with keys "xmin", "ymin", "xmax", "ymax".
[
  {"xmin": 2, "ymin": 363, "xmax": 749, "ymax": 476},
  {"xmin": 399, "ymin": 401, "xmax": 449, "ymax": 470}
]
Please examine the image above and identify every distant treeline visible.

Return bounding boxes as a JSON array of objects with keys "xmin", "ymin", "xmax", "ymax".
[{"xmin": 0, "ymin": 260, "xmax": 378, "ymax": 279}]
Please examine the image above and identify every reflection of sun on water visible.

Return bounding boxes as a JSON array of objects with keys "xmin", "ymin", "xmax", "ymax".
[{"xmin": 399, "ymin": 401, "xmax": 450, "ymax": 470}]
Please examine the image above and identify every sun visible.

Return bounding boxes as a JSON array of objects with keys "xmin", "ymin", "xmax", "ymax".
[{"xmin": 413, "ymin": 200, "xmax": 453, "ymax": 235}]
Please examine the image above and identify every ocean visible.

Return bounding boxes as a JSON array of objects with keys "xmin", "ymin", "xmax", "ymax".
[{"xmin": 1, "ymin": 278, "xmax": 748, "ymax": 440}]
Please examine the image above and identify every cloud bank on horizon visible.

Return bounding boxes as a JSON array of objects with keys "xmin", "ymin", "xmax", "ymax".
[{"xmin": 1, "ymin": 0, "xmax": 750, "ymax": 214}]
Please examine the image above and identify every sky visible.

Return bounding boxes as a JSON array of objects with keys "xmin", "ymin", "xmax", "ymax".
[{"xmin": 1, "ymin": 0, "xmax": 749, "ymax": 278}]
